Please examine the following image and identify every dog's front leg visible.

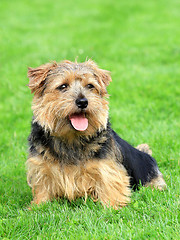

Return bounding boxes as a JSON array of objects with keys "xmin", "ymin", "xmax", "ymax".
[{"xmin": 26, "ymin": 155, "xmax": 62, "ymax": 205}]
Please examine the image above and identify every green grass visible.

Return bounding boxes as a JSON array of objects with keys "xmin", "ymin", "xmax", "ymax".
[{"xmin": 0, "ymin": 0, "xmax": 179, "ymax": 239}]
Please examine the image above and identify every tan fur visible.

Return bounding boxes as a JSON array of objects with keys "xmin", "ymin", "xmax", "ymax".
[
  {"xmin": 27, "ymin": 60, "xmax": 131, "ymax": 208},
  {"xmin": 27, "ymin": 156, "xmax": 130, "ymax": 208},
  {"xmin": 136, "ymin": 143, "xmax": 152, "ymax": 156},
  {"xmin": 28, "ymin": 62, "xmax": 58, "ymax": 94},
  {"xmin": 145, "ymin": 172, "xmax": 167, "ymax": 190},
  {"xmin": 28, "ymin": 60, "xmax": 110, "ymax": 142},
  {"xmin": 27, "ymin": 60, "xmax": 166, "ymax": 209}
]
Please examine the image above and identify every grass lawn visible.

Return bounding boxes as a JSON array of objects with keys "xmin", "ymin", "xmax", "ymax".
[{"xmin": 0, "ymin": 0, "xmax": 179, "ymax": 239}]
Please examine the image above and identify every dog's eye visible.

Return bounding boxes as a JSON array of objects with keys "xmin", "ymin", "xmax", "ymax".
[
  {"xmin": 87, "ymin": 84, "xmax": 95, "ymax": 89},
  {"xmin": 56, "ymin": 84, "xmax": 68, "ymax": 91}
]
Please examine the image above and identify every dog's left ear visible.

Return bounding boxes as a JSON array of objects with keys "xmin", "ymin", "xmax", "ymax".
[
  {"xmin": 85, "ymin": 60, "xmax": 112, "ymax": 93},
  {"xmin": 94, "ymin": 68, "xmax": 112, "ymax": 95},
  {"xmin": 28, "ymin": 62, "xmax": 57, "ymax": 94},
  {"xmin": 97, "ymin": 68, "xmax": 112, "ymax": 87}
]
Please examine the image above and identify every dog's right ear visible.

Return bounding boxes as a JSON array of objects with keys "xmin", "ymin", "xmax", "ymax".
[{"xmin": 28, "ymin": 62, "xmax": 57, "ymax": 94}]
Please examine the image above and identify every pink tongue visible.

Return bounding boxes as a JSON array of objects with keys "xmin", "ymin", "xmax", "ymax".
[{"xmin": 69, "ymin": 113, "xmax": 88, "ymax": 131}]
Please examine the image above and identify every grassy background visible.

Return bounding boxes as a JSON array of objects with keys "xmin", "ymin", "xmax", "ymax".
[{"xmin": 0, "ymin": 0, "xmax": 179, "ymax": 239}]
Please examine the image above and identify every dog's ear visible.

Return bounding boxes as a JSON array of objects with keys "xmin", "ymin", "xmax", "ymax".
[
  {"xmin": 96, "ymin": 68, "xmax": 112, "ymax": 87},
  {"xmin": 28, "ymin": 62, "xmax": 57, "ymax": 94},
  {"xmin": 85, "ymin": 60, "xmax": 112, "ymax": 94}
]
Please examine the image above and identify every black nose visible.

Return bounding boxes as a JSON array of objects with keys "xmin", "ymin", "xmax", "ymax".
[{"xmin": 76, "ymin": 97, "xmax": 88, "ymax": 109}]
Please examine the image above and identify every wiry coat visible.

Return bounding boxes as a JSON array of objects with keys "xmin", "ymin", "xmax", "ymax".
[{"xmin": 26, "ymin": 60, "xmax": 166, "ymax": 208}]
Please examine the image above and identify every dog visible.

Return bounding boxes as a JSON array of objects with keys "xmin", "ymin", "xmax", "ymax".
[{"xmin": 26, "ymin": 60, "xmax": 166, "ymax": 209}]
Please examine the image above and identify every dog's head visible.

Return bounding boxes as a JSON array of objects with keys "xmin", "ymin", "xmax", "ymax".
[{"xmin": 28, "ymin": 60, "xmax": 111, "ymax": 141}]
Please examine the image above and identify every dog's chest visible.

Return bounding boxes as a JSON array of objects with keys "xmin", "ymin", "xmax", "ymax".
[{"xmin": 50, "ymin": 138, "xmax": 111, "ymax": 164}]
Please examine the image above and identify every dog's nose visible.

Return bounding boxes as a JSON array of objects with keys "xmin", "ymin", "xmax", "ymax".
[{"xmin": 76, "ymin": 97, "xmax": 88, "ymax": 109}]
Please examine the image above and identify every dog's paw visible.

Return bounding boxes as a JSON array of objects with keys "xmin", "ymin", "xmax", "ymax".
[{"xmin": 145, "ymin": 171, "xmax": 167, "ymax": 191}]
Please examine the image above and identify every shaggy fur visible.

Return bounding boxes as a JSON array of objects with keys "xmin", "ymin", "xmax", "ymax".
[{"xmin": 27, "ymin": 60, "xmax": 166, "ymax": 209}]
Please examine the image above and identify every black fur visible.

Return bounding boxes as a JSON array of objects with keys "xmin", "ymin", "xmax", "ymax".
[
  {"xmin": 28, "ymin": 121, "xmax": 113, "ymax": 165},
  {"xmin": 28, "ymin": 120, "xmax": 159, "ymax": 189},
  {"xmin": 111, "ymin": 130, "xmax": 158, "ymax": 189}
]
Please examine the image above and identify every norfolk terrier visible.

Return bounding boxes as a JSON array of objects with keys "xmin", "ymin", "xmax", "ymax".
[{"xmin": 27, "ymin": 60, "xmax": 166, "ymax": 208}]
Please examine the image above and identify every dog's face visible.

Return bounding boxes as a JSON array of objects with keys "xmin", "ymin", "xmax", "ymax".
[{"xmin": 28, "ymin": 60, "xmax": 112, "ymax": 140}]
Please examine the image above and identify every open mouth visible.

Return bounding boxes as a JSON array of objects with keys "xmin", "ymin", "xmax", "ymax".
[{"xmin": 69, "ymin": 112, "xmax": 88, "ymax": 131}]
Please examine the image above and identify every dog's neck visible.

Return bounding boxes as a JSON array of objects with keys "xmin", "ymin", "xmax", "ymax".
[{"xmin": 29, "ymin": 120, "xmax": 114, "ymax": 165}]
